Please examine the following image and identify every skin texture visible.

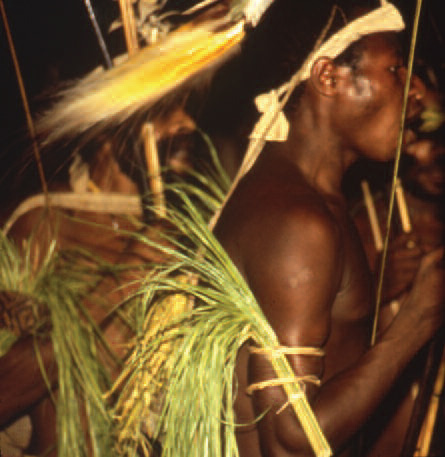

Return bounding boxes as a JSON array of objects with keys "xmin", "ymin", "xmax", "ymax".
[
  {"xmin": 353, "ymin": 83, "xmax": 445, "ymax": 457},
  {"xmin": 0, "ymin": 107, "xmax": 198, "ymax": 455},
  {"xmin": 214, "ymin": 32, "xmax": 444, "ymax": 457},
  {"xmin": 0, "ymin": 143, "xmax": 169, "ymax": 456}
]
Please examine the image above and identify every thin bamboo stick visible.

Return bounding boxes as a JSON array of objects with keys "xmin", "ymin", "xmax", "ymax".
[
  {"xmin": 118, "ymin": 0, "xmax": 139, "ymax": 56},
  {"xmin": 414, "ymin": 347, "xmax": 445, "ymax": 456},
  {"xmin": 361, "ymin": 180, "xmax": 384, "ymax": 252},
  {"xmin": 83, "ymin": 0, "xmax": 113, "ymax": 68},
  {"xmin": 395, "ymin": 178, "xmax": 412, "ymax": 233},
  {"xmin": 141, "ymin": 123, "xmax": 166, "ymax": 218},
  {"xmin": 371, "ymin": 0, "xmax": 423, "ymax": 346}
]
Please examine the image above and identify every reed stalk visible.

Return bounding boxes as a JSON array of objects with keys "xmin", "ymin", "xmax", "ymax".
[{"xmin": 0, "ymin": 0, "xmax": 48, "ymax": 199}]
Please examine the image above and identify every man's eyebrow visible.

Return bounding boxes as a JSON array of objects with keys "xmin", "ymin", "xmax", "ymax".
[
  {"xmin": 389, "ymin": 44, "xmax": 404, "ymax": 63},
  {"xmin": 396, "ymin": 47, "xmax": 404, "ymax": 59},
  {"xmin": 395, "ymin": 52, "xmax": 404, "ymax": 64}
]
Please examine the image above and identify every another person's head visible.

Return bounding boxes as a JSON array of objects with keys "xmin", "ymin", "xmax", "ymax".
[{"xmin": 403, "ymin": 78, "xmax": 445, "ymax": 200}]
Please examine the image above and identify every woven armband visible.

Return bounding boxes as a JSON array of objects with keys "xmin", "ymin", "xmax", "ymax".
[{"xmin": 247, "ymin": 345, "xmax": 325, "ymax": 414}]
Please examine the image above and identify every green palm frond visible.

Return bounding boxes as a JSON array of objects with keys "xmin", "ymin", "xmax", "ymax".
[
  {"xmin": 419, "ymin": 107, "xmax": 445, "ymax": 132},
  {"xmin": 0, "ymin": 234, "xmax": 117, "ymax": 457},
  {"xmin": 0, "ymin": 328, "xmax": 17, "ymax": 356},
  {"xmin": 112, "ymin": 183, "xmax": 330, "ymax": 457},
  {"xmin": 162, "ymin": 129, "xmax": 231, "ymax": 220}
]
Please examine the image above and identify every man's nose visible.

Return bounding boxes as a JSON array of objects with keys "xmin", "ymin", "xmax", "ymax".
[
  {"xmin": 398, "ymin": 67, "xmax": 426, "ymax": 101},
  {"xmin": 402, "ymin": 71, "xmax": 426, "ymax": 121},
  {"xmin": 408, "ymin": 74, "xmax": 426, "ymax": 101}
]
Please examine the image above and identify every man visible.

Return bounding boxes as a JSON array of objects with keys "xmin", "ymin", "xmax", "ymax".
[
  {"xmin": 213, "ymin": 9, "xmax": 444, "ymax": 457},
  {"xmin": 352, "ymin": 75, "xmax": 445, "ymax": 456},
  {"xmin": 0, "ymin": 143, "xmax": 169, "ymax": 456}
]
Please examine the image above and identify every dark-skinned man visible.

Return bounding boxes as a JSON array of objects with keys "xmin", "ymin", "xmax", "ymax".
[
  {"xmin": 213, "ymin": 3, "xmax": 444, "ymax": 457},
  {"xmin": 352, "ymin": 68, "xmax": 445, "ymax": 457}
]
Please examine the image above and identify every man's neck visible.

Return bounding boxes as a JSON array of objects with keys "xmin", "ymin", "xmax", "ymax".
[{"xmin": 279, "ymin": 98, "xmax": 357, "ymax": 197}]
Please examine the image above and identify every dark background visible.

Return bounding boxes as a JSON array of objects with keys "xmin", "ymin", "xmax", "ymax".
[{"xmin": 0, "ymin": 0, "xmax": 443, "ymax": 205}]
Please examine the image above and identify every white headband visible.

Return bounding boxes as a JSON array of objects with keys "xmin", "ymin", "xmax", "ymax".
[
  {"xmin": 248, "ymin": 2, "xmax": 405, "ymax": 146},
  {"xmin": 211, "ymin": 2, "xmax": 406, "ymax": 229}
]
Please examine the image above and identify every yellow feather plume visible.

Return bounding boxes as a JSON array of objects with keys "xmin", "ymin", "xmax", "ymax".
[{"xmin": 37, "ymin": 18, "xmax": 245, "ymax": 145}]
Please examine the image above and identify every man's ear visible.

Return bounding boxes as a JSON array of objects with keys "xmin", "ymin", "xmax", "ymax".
[{"xmin": 310, "ymin": 57, "xmax": 338, "ymax": 96}]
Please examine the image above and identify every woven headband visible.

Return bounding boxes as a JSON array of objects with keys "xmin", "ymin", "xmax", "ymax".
[
  {"xmin": 209, "ymin": 1, "xmax": 405, "ymax": 230},
  {"xmin": 248, "ymin": 2, "xmax": 405, "ymax": 145}
]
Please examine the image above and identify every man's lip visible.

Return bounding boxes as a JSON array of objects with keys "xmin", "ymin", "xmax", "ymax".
[{"xmin": 403, "ymin": 128, "xmax": 417, "ymax": 147}]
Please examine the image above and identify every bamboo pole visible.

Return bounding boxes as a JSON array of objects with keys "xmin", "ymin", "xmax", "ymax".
[
  {"xmin": 414, "ymin": 346, "xmax": 445, "ymax": 456},
  {"xmin": 361, "ymin": 180, "xmax": 384, "ymax": 252},
  {"xmin": 117, "ymin": 0, "xmax": 139, "ymax": 56},
  {"xmin": 395, "ymin": 178, "xmax": 412, "ymax": 233},
  {"xmin": 141, "ymin": 123, "xmax": 166, "ymax": 218}
]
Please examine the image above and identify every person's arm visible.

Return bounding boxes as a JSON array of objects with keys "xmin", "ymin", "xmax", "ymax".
[
  {"xmin": 0, "ymin": 335, "xmax": 57, "ymax": 426},
  {"xmin": 377, "ymin": 232, "xmax": 424, "ymax": 303},
  {"xmin": 243, "ymin": 208, "xmax": 443, "ymax": 456}
]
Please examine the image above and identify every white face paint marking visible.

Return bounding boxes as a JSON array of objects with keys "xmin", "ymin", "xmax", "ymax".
[
  {"xmin": 288, "ymin": 268, "xmax": 314, "ymax": 288},
  {"xmin": 349, "ymin": 77, "xmax": 372, "ymax": 98}
]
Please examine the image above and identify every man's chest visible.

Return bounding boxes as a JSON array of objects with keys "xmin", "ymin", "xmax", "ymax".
[{"xmin": 335, "ymin": 212, "xmax": 375, "ymax": 316}]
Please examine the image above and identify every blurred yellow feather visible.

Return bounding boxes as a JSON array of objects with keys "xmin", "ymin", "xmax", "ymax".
[{"xmin": 37, "ymin": 18, "xmax": 245, "ymax": 145}]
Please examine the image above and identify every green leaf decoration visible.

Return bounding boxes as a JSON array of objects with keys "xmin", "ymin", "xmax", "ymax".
[
  {"xmin": 0, "ymin": 328, "xmax": 18, "ymax": 357},
  {"xmin": 0, "ymin": 233, "xmax": 117, "ymax": 457},
  {"xmin": 112, "ymin": 183, "xmax": 330, "ymax": 457},
  {"xmin": 419, "ymin": 108, "xmax": 445, "ymax": 133}
]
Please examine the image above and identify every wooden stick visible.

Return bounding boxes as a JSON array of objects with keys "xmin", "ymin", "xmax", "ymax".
[
  {"xmin": 414, "ymin": 346, "xmax": 445, "ymax": 456},
  {"xmin": 118, "ymin": 0, "xmax": 138, "ymax": 56},
  {"xmin": 395, "ymin": 178, "xmax": 412, "ymax": 233},
  {"xmin": 360, "ymin": 180, "xmax": 384, "ymax": 252},
  {"xmin": 401, "ymin": 332, "xmax": 445, "ymax": 457},
  {"xmin": 141, "ymin": 123, "xmax": 166, "ymax": 218}
]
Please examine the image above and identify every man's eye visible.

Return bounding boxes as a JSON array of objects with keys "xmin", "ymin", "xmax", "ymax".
[{"xmin": 389, "ymin": 65, "xmax": 403, "ymax": 74}]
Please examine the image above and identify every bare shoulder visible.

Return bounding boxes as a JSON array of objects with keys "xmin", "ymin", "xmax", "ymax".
[
  {"xmin": 215, "ymin": 175, "xmax": 344, "ymax": 346},
  {"xmin": 243, "ymin": 191, "xmax": 343, "ymax": 286},
  {"xmin": 217, "ymin": 174, "xmax": 342, "ymax": 268}
]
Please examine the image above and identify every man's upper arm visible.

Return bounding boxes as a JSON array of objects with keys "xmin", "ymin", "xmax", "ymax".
[
  {"xmin": 240, "ymin": 204, "xmax": 343, "ymax": 454},
  {"xmin": 243, "ymin": 204, "xmax": 343, "ymax": 351}
]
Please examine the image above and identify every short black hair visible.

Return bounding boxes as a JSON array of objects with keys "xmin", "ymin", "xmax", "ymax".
[
  {"xmin": 196, "ymin": 0, "xmax": 379, "ymax": 134},
  {"xmin": 333, "ymin": 38, "xmax": 367, "ymax": 74}
]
